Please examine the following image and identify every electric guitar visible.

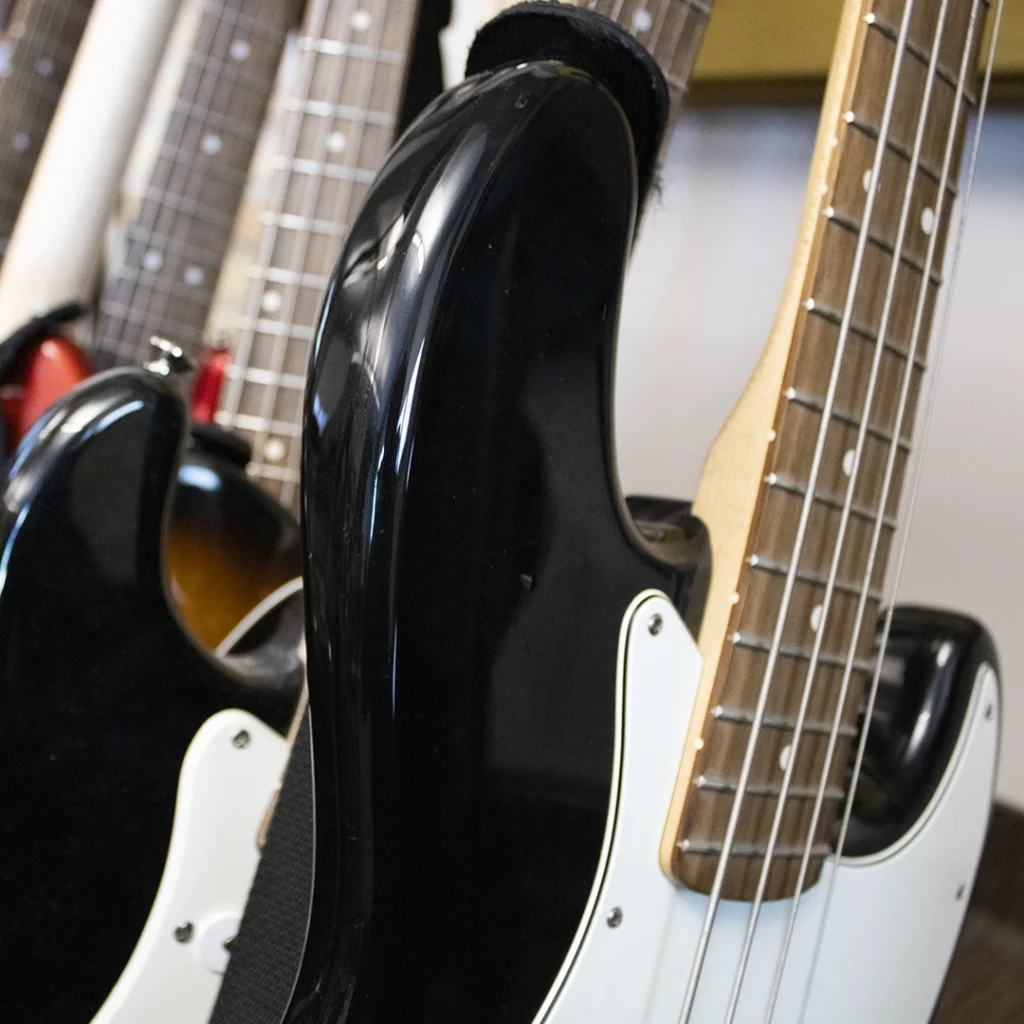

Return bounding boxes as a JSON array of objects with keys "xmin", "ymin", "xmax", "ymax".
[
  {"xmin": 0, "ymin": 0, "xmax": 96, "ymax": 265},
  {"xmin": 0, "ymin": 362, "xmax": 304, "ymax": 1022},
  {"xmin": 281, "ymin": 0, "xmax": 999, "ymax": 1020}
]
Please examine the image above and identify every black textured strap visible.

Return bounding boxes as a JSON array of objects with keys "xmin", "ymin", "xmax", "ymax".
[{"xmin": 210, "ymin": 712, "xmax": 313, "ymax": 1023}]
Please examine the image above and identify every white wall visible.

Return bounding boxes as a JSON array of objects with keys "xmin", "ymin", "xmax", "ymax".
[{"xmin": 615, "ymin": 108, "xmax": 1024, "ymax": 808}]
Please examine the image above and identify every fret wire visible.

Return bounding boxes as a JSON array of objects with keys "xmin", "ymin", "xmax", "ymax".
[
  {"xmin": 740, "ymin": 1, "xmax": 963, "ymax": 1006},
  {"xmin": 787, "ymin": 4, "xmax": 991, "ymax": 1013},
  {"xmin": 224, "ymin": 364, "xmax": 305, "ymax": 389},
  {"xmin": 682, "ymin": 3, "xmax": 920, "ymax": 1015},
  {"xmin": 170, "ymin": 95, "xmax": 263, "ymax": 142},
  {"xmin": 747, "ymin": 553, "xmax": 884, "ymax": 603},
  {"xmin": 804, "ymin": 298, "xmax": 929, "ymax": 370},
  {"xmin": 138, "ymin": 184, "xmax": 237, "ymax": 232},
  {"xmin": 214, "ymin": 409, "xmax": 303, "ymax": 437},
  {"xmin": 784, "ymin": 385, "xmax": 914, "ymax": 451},
  {"xmin": 275, "ymin": 0, "xmax": 417, "ymax": 504},
  {"xmin": 297, "ymin": 35, "xmax": 404, "ymax": 64},
  {"xmin": 711, "ymin": 705, "xmax": 860, "ymax": 739},
  {"xmin": 218, "ymin": 0, "xmax": 339, "ymax": 425},
  {"xmin": 847, "ymin": 113, "xmax": 958, "ymax": 194},
  {"xmin": 867, "ymin": 11, "xmax": 977, "ymax": 105},
  {"xmin": 284, "ymin": 97, "xmax": 396, "ymax": 126},
  {"xmin": 251, "ymin": 264, "xmax": 332, "ymax": 288},
  {"xmin": 763, "ymin": 472, "xmax": 898, "ymax": 530},
  {"xmin": 273, "ymin": 155, "xmax": 377, "ymax": 182},
  {"xmin": 823, "ymin": 205, "xmax": 943, "ymax": 286},
  {"xmin": 242, "ymin": 0, "xmax": 409, "ymax": 505}
]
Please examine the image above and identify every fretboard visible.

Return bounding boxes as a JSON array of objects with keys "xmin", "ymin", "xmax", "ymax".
[
  {"xmin": 0, "ymin": 0, "xmax": 95, "ymax": 266},
  {"xmin": 663, "ymin": 0, "xmax": 989, "ymax": 902},
  {"xmin": 89, "ymin": 0, "xmax": 300, "ymax": 365},
  {"xmin": 581, "ymin": 0, "xmax": 712, "ymax": 118},
  {"xmin": 214, "ymin": 0, "xmax": 418, "ymax": 512}
]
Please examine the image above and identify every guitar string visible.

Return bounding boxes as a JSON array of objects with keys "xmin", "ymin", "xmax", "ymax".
[
  {"xmin": 253, "ymin": 0, "xmax": 400, "ymax": 506},
  {"xmin": 100, "ymin": 0, "xmax": 250, "ymax": 364},
  {"xmin": 724, "ymin": 0, "xmax": 958, "ymax": 1015},
  {"xmin": 765, "ymin": 0, "xmax": 977, "ymax": 1013},
  {"xmin": 676, "ymin": 1, "xmax": 916, "ymax": 1017},
  {"xmin": 274, "ymin": 0, "xmax": 410, "ymax": 503},
  {"xmin": 796, "ymin": 1, "xmax": 1001, "ymax": 1019},
  {"xmin": 217, "ymin": 0, "xmax": 335, "ymax": 429}
]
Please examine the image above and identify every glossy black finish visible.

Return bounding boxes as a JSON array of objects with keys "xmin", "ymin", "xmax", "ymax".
[
  {"xmin": 847, "ymin": 607, "xmax": 998, "ymax": 856},
  {"xmin": 0, "ymin": 369, "xmax": 300, "ymax": 1022},
  {"xmin": 293, "ymin": 61, "xmax": 705, "ymax": 1022}
]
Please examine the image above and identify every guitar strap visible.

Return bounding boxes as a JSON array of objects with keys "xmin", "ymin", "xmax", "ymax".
[{"xmin": 210, "ymin": 710, "xmax": 313, "ymax": 1023}]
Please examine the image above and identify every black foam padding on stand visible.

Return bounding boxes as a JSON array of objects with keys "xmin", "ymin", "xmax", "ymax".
[
  {"xmin": 466, "ymin": 1, "xmax": 668, "ymax": 208},
  {"xmin": 209, "ymin": 712, "xmax": 313, "ymax": 1023}
]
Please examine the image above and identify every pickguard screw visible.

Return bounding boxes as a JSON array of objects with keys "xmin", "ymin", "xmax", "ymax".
[
  {"xmin": 648, "ymin": 614, "xmax": 663, "ymax": 636},
  {"xmin": 232, "ymin": 730, "xmax": 251, "ymax": 749},
  {"xmin": 607, "ymin": 907, "xmax": 623, "ymax": 928},
  {"xmin": 985, "ymin": 704, "xmax": 994, "ymax": 721},
  {"xmin": 174, "ymin": 921, "xmax": 195, "ymax": 943},
  {"xmin": 955, "ymin": 885, "xmax": 966, "ymax": 901}
]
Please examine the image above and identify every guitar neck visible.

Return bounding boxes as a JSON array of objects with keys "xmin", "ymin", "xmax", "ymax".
[
  {"xmin": 0, "ymin": 0, "xmax": 96, "ymax": 267},
  {"xmin": 661, "ymin": 0, "xmax": 989, "ymax": 901},
  {"xmin": 89, "ymin": 0, "xmax": 302, "ymax": 366},
  {"xmin": 579, "ymin": 0, "xmax": 712, "ymax": 119},
  {"xmin": 214, "ymin": 0, "xmax": 419, "ymax": 512},
  {"xmin": 0, "ymin": 0, "xmax": 180, "ymax": 341}
]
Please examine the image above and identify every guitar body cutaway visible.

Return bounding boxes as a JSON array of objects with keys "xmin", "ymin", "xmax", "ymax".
[{"xmin": 0, "ymin": 369, "xmax": 300, "ymax": 1021}]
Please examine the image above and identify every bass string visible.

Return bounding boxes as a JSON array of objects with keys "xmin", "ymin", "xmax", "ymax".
[
  {"xmin": 797, "ymin": 0, "xmax": 1004, "ymax": 1019},
  {"xmin": 677, "ymin": 2, "xmax": 919, "ymax": 1018},
  {"xmin": 732, "ymin": 0, "xmax": 965, "ymax": 1015},
  {"xmin": 768, "ymin": 0, "xmax": 985, "ymax": 1014}
]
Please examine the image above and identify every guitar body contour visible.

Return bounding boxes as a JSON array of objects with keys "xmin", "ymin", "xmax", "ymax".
[
  {"xmin": 0, "ymin": 369, "xmax": 300, "ymax": 1022},
  {"xmin": 290, "ymin": 48, "xmax": 708, "ymax": 1022}
]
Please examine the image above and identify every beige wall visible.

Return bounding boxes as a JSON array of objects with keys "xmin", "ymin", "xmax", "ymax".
[{"xmin": 615, "ymin": 107, "xmax": 1024, "ymax": 808}]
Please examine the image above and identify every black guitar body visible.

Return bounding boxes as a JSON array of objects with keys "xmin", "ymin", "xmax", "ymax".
[
  {"xmin": 288, "ymin": 10, "xmax": 708, "ymax": 1021},
  {"xmin": 0, "ymin": 369, "xmax": 301, "ymax": 1022}
]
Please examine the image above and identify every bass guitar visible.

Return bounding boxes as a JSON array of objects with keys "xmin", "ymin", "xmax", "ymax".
[{"xmin": 279, "ymin": 0, "xmax": 1000, "ymax": 1019}]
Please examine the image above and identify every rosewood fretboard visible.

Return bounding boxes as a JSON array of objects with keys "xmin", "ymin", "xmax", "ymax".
[
  {"xmin": 662, "ymin": 0, "xmax": 989, "ymax": 902},
  {"xmin": 89, "ymin": 0, "xmax": 301, "ymax": 365},
  {"xmin": 0, "ymin": 0, "xmax": 95, "ymax": 266}
]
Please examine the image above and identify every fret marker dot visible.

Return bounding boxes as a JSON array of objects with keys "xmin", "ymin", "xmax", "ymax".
[
  {"xmin": 35, "ymin": 56, "xmax": 54, "ymax": 77},
  {"xmin": 632, "ymin": 8, "xmax": 653, "ymax": 32},
  {"xmin": 261, "ymin": 290, "xmax": 283, "ymax": 314},
  {"xmin": 810, "ymin": 605, "xmax": 824, "ymax": 633},
  {"xmin": 12, "ymin": 131, "xmax": 29, "ymax": 152},
  {"xmin": 326, "ymin": 131, "xmax": 347, "ymax": 154},
  {"xmin": 350, "ymin": 8, "xmax": 372, "ymax": 30},
  {"xmin": 842, "ymin": 449, "xmax": 855, "ymax": 477},
  {"xmin": 184, "ymin": 266, "xmax": 204, "ymax": 287},
  {"xmin": 230, "ymin": 39, "xmax": 251, "ymax": 62},
  {"xmin": 143, "ymin": 250, "xmax": 164, "ymax": 272},
  {"xmin": 920, "ymin": 207, "xmax": 936, "ymax": 235},
  {"xmin": 694, "ymin": 737, "xmax": 704, "ymax": 751},
  {"xmin": 201, "ymin": 133, "xmax": 222, "ymax": 156},
  {"xmin": 779, "ymin": 744, "xmax": 792, "ymax": 771},
  {"xmin": 263, "ymin": 439, "xmax": 286, "ymax": 463}
]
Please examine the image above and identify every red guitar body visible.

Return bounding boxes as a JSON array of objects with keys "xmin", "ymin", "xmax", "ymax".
[{"xmin": 1, "ymin": 335, "xmax": 93, "ymax": 448}]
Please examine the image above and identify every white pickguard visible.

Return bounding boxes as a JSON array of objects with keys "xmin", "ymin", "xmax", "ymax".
[
  {"xmin": 91, "ymin": 710, "xmax": 288, "ymax": 1024},
  {"xmin": 540, "ymin": 593, "xmax": 998, "ymax": 1024}
]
